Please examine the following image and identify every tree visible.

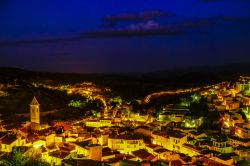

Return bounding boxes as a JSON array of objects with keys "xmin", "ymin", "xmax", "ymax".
[
  {"xmin": 190, "ymin": 102, "xmax": 209, "ymax": 117},
  {"xmin": 180, "ymin": 97, "xmax": 191, "ymax": 107},
  {"xmin": 191, "ymin": 93, "xmax": 201, "ymax": 103},
  {"xmin": 0, "ymin": 150, "xmax": 50, "ymax": 166}
]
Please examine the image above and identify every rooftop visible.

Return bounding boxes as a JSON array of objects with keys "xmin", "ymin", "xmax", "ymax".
[
  {"xmin": 168, "ymin": 131, "xmax": 186, "ymax": 139},
  {"xmin": 49, "ymin": 150, "xmax": 70, "ymax": 159},
  {"xmin": 154, "ymin": 148, "xmax": 169, "ymax": 154},
  {"xmin": 217, "ymin": 154, "xmax": 234, "ymax": 161},
  {"xmin": 30, "ymin": 96, "xmax": 39, "ymax": 105},
  {"xmin": 63, "ymin": 159, "xmax": 101, "ymax": 166},
  {"xmin": 1, "ymin": 134, "xmax": 17, "ymax": 145},
  {"xmin": 132, "ymin": 149, "xmax": 155, "ymax": 161}
]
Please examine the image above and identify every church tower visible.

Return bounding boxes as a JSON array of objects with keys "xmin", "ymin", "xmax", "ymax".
[{"xmin": 30, "ymin": 96, "xmax": 40, "ymax": 124}]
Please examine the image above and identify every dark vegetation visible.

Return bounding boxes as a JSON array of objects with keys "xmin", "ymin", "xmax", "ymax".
[
  {"xmin": 0, "ymin": 63, "xmax": 249, "ymax": 121},
  {"xmin": 1, "ymin": 63, "xmax": 250, "ymax": 99},
  {"xmin": 0, "ymin": 149, "xmax": 50, "ymax": 166}
]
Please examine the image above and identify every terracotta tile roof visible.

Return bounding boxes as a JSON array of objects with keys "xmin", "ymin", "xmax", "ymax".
[
  {"xmin": 1, "ymin": 134, "xmax": 17, "ymax": 145},
  {"xmin": 154, "ymin": 148, "xmax": 169, "ymax": 154},
  {"xmin": 109, "ymin": 134, "xmax": 143, "ymax": 140},
  {"xmin": 168, "ymin": 131, "xmax": 186, "ymax": 139},
  {"xmin": 132, "ymin": 149, "xmax": 155, "ymax": 161},
  {"xmin": 58, "ymin": 143, "xmax": 75, "ymax": 151},
  {"xmin": 49, "ymin": 150, "xmax": 70, "ymax": 159},
  {"xmin": 63, "ymin": 159, "xmax": 101, "ymax": 166},
  {"xmin": 182, "ymin": 143, "xmax": 203, "ymax": 152},
  {"xmin": 53, "ymin": 122, "xmax": 71, "ymax": 131},
  {"xmin": 146, "ymin": 144, "xmax": 159, "ymax": 149},
  {"xmin": 170, "ymin": 160, "xmax": 183, "ymax": 166}
]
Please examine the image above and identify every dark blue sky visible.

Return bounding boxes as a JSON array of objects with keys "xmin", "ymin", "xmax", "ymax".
[{"xmin": 0, "ymin": 0, "xmax": 250, "ymax": 73}]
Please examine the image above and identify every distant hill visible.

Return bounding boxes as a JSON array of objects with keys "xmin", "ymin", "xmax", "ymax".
[
  {"xmin": 0, "ymin": 84, "xmax": 70, "ymax": 114},
  {"xmin": 0, "ymin": 63, "xmax": 250, "ymax": 100},
  {"xmin": 147, "ymin": 63, "xmax": 250, "ymax": 76},
  {"xmin": 1, "ymin": 62, "xmax": 250, "ymax": 81},
  {"xmin": 144, "ymin": 63, "xmax": 250, "ymax": 83}
]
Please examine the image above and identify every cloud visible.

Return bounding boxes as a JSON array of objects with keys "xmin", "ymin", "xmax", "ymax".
[
  {"xmin": 81, "ymin": 16, "xmax": 241, "ymax": 38},
  {"xmin": 80, "ymin": 26, "xmax": 182, "ymax": 38},
  {"xmin": 104, "ymin": 11, "xmax": 175, "ymax": 23},
  {"xmin": 0, "ymin": 16, "xmax": 247, "ymax": 47},
  {"xmin": 128, "ymin": 20, "xmax": 159, "ymax": 31}
]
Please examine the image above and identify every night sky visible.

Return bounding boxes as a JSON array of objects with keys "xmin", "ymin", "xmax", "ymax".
[{"xmin": 0, "ymin": 0, "xmax": 250, "ymax": 73}]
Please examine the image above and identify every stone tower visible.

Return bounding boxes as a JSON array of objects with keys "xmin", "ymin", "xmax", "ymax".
[{"xmin": 30, "ymin": 96, "xmax": 40, "ymax": 124}]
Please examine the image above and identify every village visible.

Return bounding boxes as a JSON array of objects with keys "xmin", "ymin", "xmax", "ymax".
[{"xmin": 0, "ymin": 76, "xmax": 249, "ymax": 166}]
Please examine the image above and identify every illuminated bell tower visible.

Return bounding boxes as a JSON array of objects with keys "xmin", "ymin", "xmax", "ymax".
[{"xmin": 30, "ymin": 96, "xmax": 40, "ymax": 124}]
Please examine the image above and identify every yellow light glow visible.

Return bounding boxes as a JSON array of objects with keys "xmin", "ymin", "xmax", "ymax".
[
  {"xmin": 224, "ymin": 121, "xmax": 230, "ymax": 128},
  {"xmin": 33, "ymin": 144, "xmax": 42, "ymax": 149}
]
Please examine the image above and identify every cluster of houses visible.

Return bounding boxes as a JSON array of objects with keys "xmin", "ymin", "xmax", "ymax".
[{"xmin": 0, "ymin": 77, "xmax": 250, "ymax": 166}]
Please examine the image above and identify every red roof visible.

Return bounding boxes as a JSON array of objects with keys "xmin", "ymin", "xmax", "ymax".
[
  {"xmin": 170, "ymin": 160, "xmax": 183, "ymax": 166},
  {"xmin": 54, "ymin": 122, "xmax": 71, "ymax": 131},
  {"xmin": 132, "ymin": 149, "xmax": 155, "ymax": 161}
]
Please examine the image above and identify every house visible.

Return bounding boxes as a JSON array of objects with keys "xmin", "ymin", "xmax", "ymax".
[
  {"xmin": 0, "ymin": 134, "xmax": 26, "ymax": 152},
  {"xmin": 151, "ymin": 130, "xmax": 187, "ymax": 152},
  {"xmin": 158, "ymin": 110, "xmax": 189, "ymax": 123},
  {"xmin": 153, "ymin": 148, "xmax": 180, "ymax": 161},
  {"xmin": 85, "ymin": 119, "xmax": 112, "ymax": 128},
  {"xmin": 169, "ymin": 159, "xmax": 186, "ymax": 166},
  {"xmin": 65, "ymin": 136, "xmax": 77, "ymax": 143},
  {"xmin": 46, "ymin": 133, "xmax": 56, "ymax": 146},
  {"xmin": 74, "ymin": 141, "xmax": 90, "ymax": 158},
  {"xmin": 104, "ymin": 154, "xmax": 136, "ymax": 166},
  {"xmin": 108, "ymin": 135, "xmax": 144, "ymax": 154},
  {"xmin": 57, "ymin": 142, "xmax": 76, "ymax": 154},
  {"xmin": 210, "ymin": 137, "xmax": 232, "ymax": 154},
  {"xmin": 55, "ymin": 135, "xmax": 64, "ymax": 143},
  {"xmin": 134, "ymin": 126, "xmax": 152, "ymax": 137},
  {"xmin": 33, "ymin": 139, "xmax": 46, "ymax": 149},
  {"xmin": 241, "ymin": 96, "xmax": 250, "ymax": 106},
  {"xmin": 188, "ymin": 131, "xmax": 207, "ymax": 139},
  {"xmin": 167, "ymin": 131, "xmax": 187, "ymax": 152},
  {"xmin": 145, "ymin": 144, "xmax": 161, "ymax": 154},
  {"xmin": 151, "ymin": 132, "xmax": 168, "ymax": 148},
  {"xmin": 86, "ymin": 144, "xmax": 102, "ymax": 161},
  {"xmin": 228, "ymin": 136, "xmax": 250, "ymax": 147},
  {"xmin": 235, "ymin": 123, "xmax": 250, "ymax": 138},
  {"xmin": 95, "ymin": 134, "xmax": 109, "ymax": 146},
  {"xmin": 127, "ymin": 113, "xmax": 152, "ymax": 123},
  {"xmin": 200, "ymin": 149, "xmax": 219, "ymax": 159},
  {"xmin": 101, "ymin": 147, "xmax": 118, "ymax": 161},
  {"xmin": 223, "ymin": 100, "xmax": 240, "ymax": 111},
  {"xmin": 182, "ymin": 143, "xmax": 202, "ymax": 157},
  {"xmin": 212, "ymin": 154, "xmax": 234, "ymax": 166},
  {"xmin": 234, "ymin": 146, "xmax": 250, "ymax": 161},
  {"xmin": 187, "ymin": 137, "xmax": 196, "ymax": 145},
  {"xmin": 77, "ymin": 133, "xmax": 92, "ymax": 142},
  {"xmin": 132, "ymin": 149, "xmax": 156, "ymax": 162},
  {"xmin": 42, "ymin": 150, "xmax": 72, "ymax": 166},
  {"xmin": 74, "ymin": 142, "xmax": 102, "ymax": 161},
  {"xmin": 62, "ymin": 159, "xmax": 101, "ymax": 166}
]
